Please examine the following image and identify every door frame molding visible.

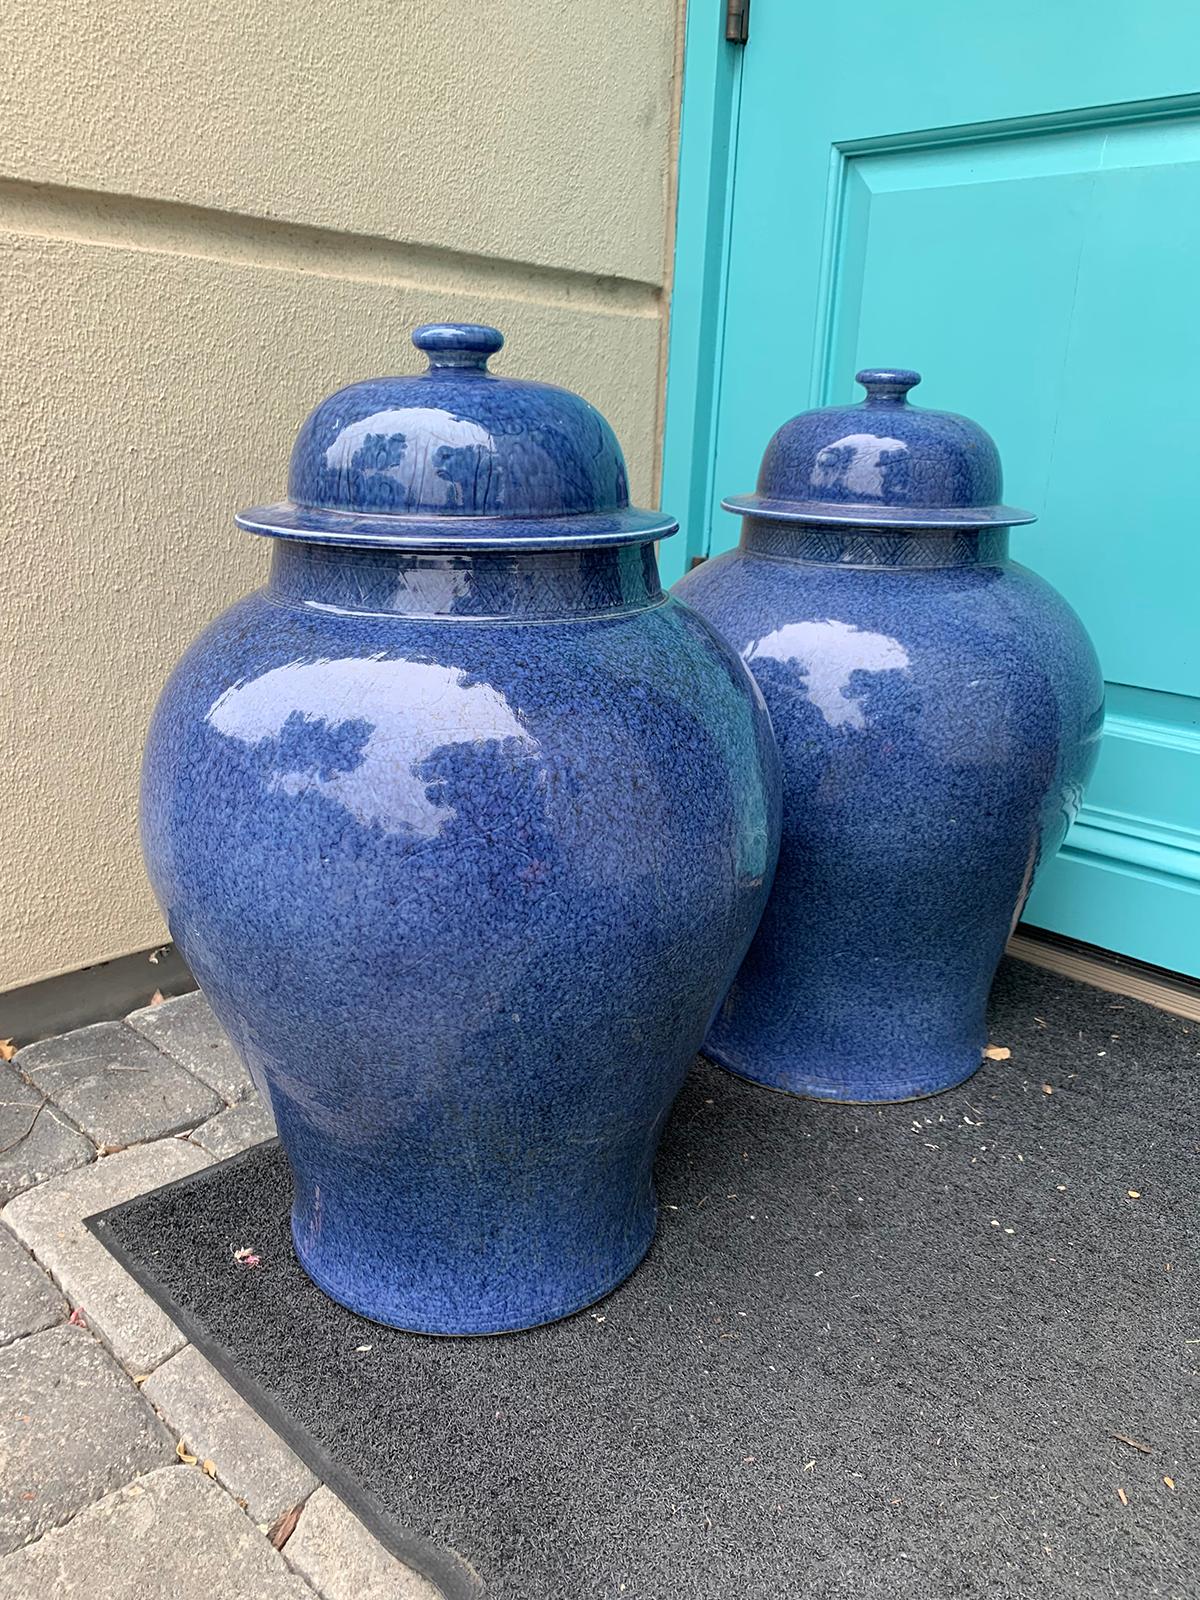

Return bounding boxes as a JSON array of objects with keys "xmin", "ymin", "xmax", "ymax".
[{"xmin": 658, "ymin": 7, "xmax": 744, "ymax": 583}]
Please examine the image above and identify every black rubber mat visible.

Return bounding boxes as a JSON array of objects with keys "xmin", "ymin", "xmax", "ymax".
[{"xmin": 88, "ymin": 958, "xmax": 1200, "ymax": 1599}]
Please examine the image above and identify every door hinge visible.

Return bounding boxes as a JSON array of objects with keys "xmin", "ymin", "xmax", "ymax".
[{"xmin": 725, "ymin": 0, "xmax": 749, "ymax": 44}]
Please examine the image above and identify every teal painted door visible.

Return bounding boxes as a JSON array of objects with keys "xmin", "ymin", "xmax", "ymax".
[{"xmin": 663, "ymin": 1, "xmax": 1200, "ymax": 977}]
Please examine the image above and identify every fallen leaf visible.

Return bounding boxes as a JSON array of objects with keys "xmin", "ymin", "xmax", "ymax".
[
  {"xmin": 67, "ymin": 1307, "xmax": 87, "ymax": 1328},
  {"xmin": 1042, "ymin": 1083, "xmax": 1054, "ymax": 1095},
  {"xmin": 232, "ymin": 1246, "xmax": 261, "ymax": 1268},
  {"xmin": 1164, "ymin": 1476, "xmax": 1176, "ymax": 1491},
  {"xmin": 1116, "ymin": 1486, "xmax": 1129, "ymax": 1506},
  {"xmin": 176, "ymin": 1441, "xmax": 198, "ymax": 1466},
  {"xmin": 133, "ymin": 1374, "xmax": 151, "ymax": 1386},
  {"xmin": 268, "ymin": 1504, "xmax": 302, "ymax": 1550},
  {"xmin": 201, "ymin": 1459, "xmax": 217, "ymax": 1478},
  {"xmin": 0, "ymin": 1039, "xmax": 16, "ymax": 1062},
  {"xmin": 983, "ymin": 1045, "xmax": 1011, "ymax": 1061},
  {"xmin": 1128, "ymin": 1190, "xmax": 1141, "ymax": 1199}
]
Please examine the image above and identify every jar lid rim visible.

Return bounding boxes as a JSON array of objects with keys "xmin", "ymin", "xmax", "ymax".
[
  {"xmin": 236, "ymin": 500, "xmax": 678, "ymax": 550},
  {"xmin": 721, "ymin": 492, "xmax": 1036, "ymax": 530}
]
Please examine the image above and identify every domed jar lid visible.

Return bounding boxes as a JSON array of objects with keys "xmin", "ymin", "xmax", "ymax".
[
  {"xmin": 722, "ymin": 368, "xmax": 1035, "ymax": 530},
  {"xmin": 237, "ymin": 323, "xmax": 678, "ymax": 550}
]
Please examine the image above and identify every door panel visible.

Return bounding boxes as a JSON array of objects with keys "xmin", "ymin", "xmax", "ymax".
[{"xmin": 675, "ymin": 3, "xmax": 1200, "ymax": 975}]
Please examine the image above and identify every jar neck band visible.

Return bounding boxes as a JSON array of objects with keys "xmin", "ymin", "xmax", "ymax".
[
  {"xmin": 740, "ymin": 519, "xmax": 1009, "ymax": 569},
  {"xmin": 268, "ymin": 540, "xmax": 665, "ymax": 621}
]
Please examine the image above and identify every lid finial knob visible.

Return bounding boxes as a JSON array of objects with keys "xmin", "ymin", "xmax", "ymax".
[
  {"xmin": 856, "ymin": 368, "xmax": 921, "ymax": 405},
  {"xmin": 413, "ymin": 322, "xmax": 504, "ymax": 372}
]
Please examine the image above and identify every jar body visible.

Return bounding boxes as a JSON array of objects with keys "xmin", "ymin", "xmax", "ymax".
[
  {"xmin": 674, "ymin": 523, "xmax": 1103, "ymax": 1102},
  {"xmin": 142, "ymin": 542, "xmax": 780, "ymax": 1332}
]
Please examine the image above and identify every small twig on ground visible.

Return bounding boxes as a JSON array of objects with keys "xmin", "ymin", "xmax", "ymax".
[
  {"xmin": 1110, "ymin": 1431, "xmax": 1152, "ymax": 1455},
  {"xmin": 0, "ymin": 1096, "xmax": 48, "ymax": 1155}
]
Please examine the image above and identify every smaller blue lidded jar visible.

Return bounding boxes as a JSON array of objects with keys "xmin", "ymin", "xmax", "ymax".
[
  {"xmin": 675, "ymin": 367, "xmax": 1103, "ymax": 1103},
  {"xmin": 141, "ymin": 323, "xmax": 781, "ymax": 1333}
]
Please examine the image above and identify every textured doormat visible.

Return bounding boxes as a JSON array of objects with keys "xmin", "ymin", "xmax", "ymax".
[{"xmin": 88, "ymin": 958, "xmax": 1200, "ymax": 1600}]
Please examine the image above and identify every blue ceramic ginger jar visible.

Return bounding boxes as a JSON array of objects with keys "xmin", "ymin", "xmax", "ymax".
[
  {"xmin": 674, "ymin": 368, "xmax": 1103, "ymax": 1102},
  {"xmin": 141, "ymin": 323, "xmax": 780, "ymax": 1332}
]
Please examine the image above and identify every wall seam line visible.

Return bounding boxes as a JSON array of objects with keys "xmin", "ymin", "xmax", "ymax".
[{"xmin": 0, "ymin": 177, "xmax": 665, "ymax": 319}]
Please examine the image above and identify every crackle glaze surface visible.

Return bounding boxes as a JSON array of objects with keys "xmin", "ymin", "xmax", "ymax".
[
  {"xmin": 676, "ymin": 370, "xmax": 1103, "ymax": 1103},
  {"xmin": 143, "ymin": 541, "xmax": 780, "ymax": 1332}
]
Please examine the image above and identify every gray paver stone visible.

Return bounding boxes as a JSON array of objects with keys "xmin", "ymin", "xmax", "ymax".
[
  {"xmin": 287, "ymin": 1487, "xmax": 443, "ymax": 1600},
  {"xmin": 192, "ymin": 1091, "xmax": 277, "ymax": 1160},
  {"xmin": 0, "ymin": 1323, "xmax": 174, "ymax": 1554},
  {"xmin": 2, "ymin": 1139, "xmax": 212, "ymax": 1372},
  {"xmin": 0, "ymin": 1464, "xmax": 315, "ymax": 1599},
  {"xmin": 126, "ymin": 989, "xmax": 255, "ymax": 1104},
  {"xmin": 0, "ymin": 1226, "xmax": 65, "ymax": 1345},
  {"xmin": 143, "ymin": 1344, "xmax": 317, "ymax": 1525},
  {"xmin": 17, "ymin": 1021, "xmax": 220, "ymax": 1147},
  {"xmin": 0, "ymin": 1064, "xmax": 92, "ymax": 1204}
]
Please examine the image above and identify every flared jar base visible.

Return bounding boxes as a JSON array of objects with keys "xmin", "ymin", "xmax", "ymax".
[
  {"xmin": 290, "ymin": 1203, "xmax": 658, "ymax": 1338},
  {"xmin": 703, "ymin": 1038, "xmax": 984, "ymax": 1105}
]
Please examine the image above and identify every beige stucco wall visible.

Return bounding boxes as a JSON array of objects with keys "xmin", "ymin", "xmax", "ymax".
[{"xmin": 1, "ymin": 0, "xmax": 683, "ymax": 990}]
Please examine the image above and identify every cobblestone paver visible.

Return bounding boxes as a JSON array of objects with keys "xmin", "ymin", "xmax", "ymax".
[
  {"xmin": 4, "ymin": 1140, "xmax": 212, "ymax": 1372},
  {"xmin": 0, "ymin": 1227, "xmax": 65, "ymax": 1345},
  {"xmin": 192, "ymin": 1092, "xmax": 277, "ymax": 1160},
  {"xmin": 0, "ymin": 1006, "xmax": 437, "ymax": 1599},
  {"xmin": 143, "ymin": 1344, "xmax": 318, "ymax": 1525},
  {"xmin": 17, "ymin": 1021, "xmax": 221, "ymax": 1147},
  {"xmin": 0, "ymin": 1323, "xmax": 174, "ymax": 1553},
  {"xmin": 285, "ymin": 1488, "xmax": 442, "ymax": 1600},
  {"xmin": 0, "ymin": 1064, "xmax": 92, "ymax": 1204},
  {"xmin": 127, "ymin": 990, "xmax": 255, "ymax": 1104},
  {"xmin": 0, "ymin": 1466, "xmax": 315, "ymax": 1599}
]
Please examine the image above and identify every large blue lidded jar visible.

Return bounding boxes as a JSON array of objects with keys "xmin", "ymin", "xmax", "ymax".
[
  {"xmin": 675, "ymin": 368, "xmax": 1103, "ymax": 1103},
  {"xmin": 141, "ymin": 324, "xmax": 780, "ymax": 1333}
]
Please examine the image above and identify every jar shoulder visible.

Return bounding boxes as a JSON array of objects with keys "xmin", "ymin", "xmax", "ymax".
[
  {"xmin": 144, "ymin": 591, "xmax": 779, "ymax": 848},
  {"xmin": 150, "ymin": 589, "xmax": 763, "ymax": 734},
  {"xmin": 142, "ymin": 590, "xmax": 780, "ymax": 950},
  {"xmin": 675, "ymin": 549, "xmax": 1101, "ymax": 688}
]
